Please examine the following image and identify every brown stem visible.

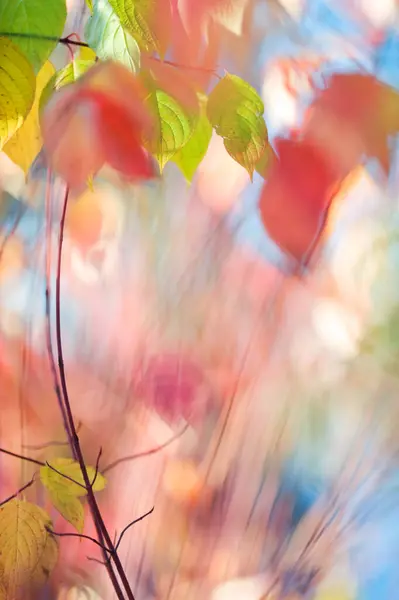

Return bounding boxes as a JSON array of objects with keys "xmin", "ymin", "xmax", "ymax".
[
  {"xmin": 0, "ymin": 31, "xmax": 90, "ymax": 48},
  {"xmin": 0, "ymin": 447, "xmax": 44, "ymax": 467},
  {"xmin": 43, "ymin": 182, "xmax": 124, "ymax": 599},
  {"xmin": 54, "ymin": 185, "xmax": 135, "ymax": 600},
  {"xmin": 115, "ymin": 507, "xmax": 154, "ymax": 552},
  {"xmin": 103, "ymin": 423, "xmax": 189, "ymax": 474},
  {"xmin": 0, "ymin": 476, "xmax": 36, "ymax": 507},
  {"xmin": 44, "ymin": 170, "xmax": 74, "ymax": 454},
  {"xmin": 47, "ymin": 527, "xmax": 112, "ymax": 553},
  {"xmin": 147, "ymin": 55, "xmax": 222, "ymax": 78}
]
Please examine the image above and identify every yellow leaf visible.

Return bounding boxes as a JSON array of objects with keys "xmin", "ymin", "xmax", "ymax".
[
  {"xmin": 0, "ymin": 499, "xmax": 58, "ymax": 597},
  {"xmin": 4, "ymin": 61, "xmax": 55, "ymax": 175},
  {"xmin": 41, "ymin": 458, "xmax": 106, "ymax": 496},
  {"xmin": 314, "ymin": 588, "xmax": 354, "ymax": 600},
  {"xmin": 0, "ymin": 37, "xmax": 36, "ymax": 150},
  {"xmin": 87, "ymin": 174, "xmax": 95, "ymax": 192},
  {"xmin": 79, "ymin": 45, "xmax": 97, "ymax": 62},
  {"xmin": 30, "ymin": 527, "xmax": 59, "ymax": 587},
  {"xmin": 207, "ymin": 74, "xmax": 268, "ymax": 177},
  {"xmin": 0, "ymin": 569, "xmax": 6, "ymax": 600},
  {"xmin": 40, "ymin": 458, "xmax": 106, "ymax": 532},
  {"xmin": 47, "ymin": 490, "xmax": 85, "ymax": 534}
]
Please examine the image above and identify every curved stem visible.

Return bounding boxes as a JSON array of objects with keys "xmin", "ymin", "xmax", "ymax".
[
  {"xmin": 44, "ymin": 170, "xmax": 74, "ymax": 453},
  {"xmin": 55, "ymin": 185, "xmax": 135, "ymax": 600}
]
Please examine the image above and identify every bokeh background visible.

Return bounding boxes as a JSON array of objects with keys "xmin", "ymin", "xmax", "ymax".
[{"xmin": 1, "ymin": 0, "xmax": 399, "ymax": 598}]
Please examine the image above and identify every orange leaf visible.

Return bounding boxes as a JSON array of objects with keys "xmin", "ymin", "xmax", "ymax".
[{"xmin": 65, "ymin": 188, "xmax": 103, "ymax": 251}]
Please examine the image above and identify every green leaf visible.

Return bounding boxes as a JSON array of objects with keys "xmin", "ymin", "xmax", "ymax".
[
  {"xmin": 0, "ymin": 0, "xmax": 67, "ymax": 72},
  {"xmin": 207, "ymin": 74, "xmax": 268, "ymax": 178},
  {"xmin": 86, "ymin": 0, "xmax": 140, "ymax": 73},
  {"xmin": 108, "ymin": 0, "xmax": 171, "ymax": 55},
  {"xmin": 172, "ymin": 109, "xmax": 212, "ymax": 182},
  {"xmin": 53, "ymin": 59, "xmax": 97, "ymax": 89},
  {"xmin": 0, "ymin": 37, "xmax": 36, "ymax": 151},
  {"xmin": 86, "ymin": 0, "xmax": 94, "ymax": 12},
  {"xmin": 40, "ymin": 458, "xmax": 107, "ymax": 533},
  {"xmin": 4, "ymin": 60, "xmax": 55, "ymax": 175},
  {"xmin": 255, "ymin": 144, "xmax": 275, "ymax": 179},
  {"xmin": 39, "ymin": 58, "xmax": 96, "ymax": 112},
  {"xmin": 0, "ymin": 500, "xmax": 58, "ymax": 596},
  {"xmin": 141, "ymin": 72, "xmax": 199, "ymax": 171}
]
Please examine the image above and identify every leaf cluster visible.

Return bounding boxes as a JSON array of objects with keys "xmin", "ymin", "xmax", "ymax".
[
  {"xmin": 0, "ymin": 455, "xmax": 107, "ymax": 598},
  {"xmin": 0, "ymin": 0, "xmax": 271, "ymax": 182}
]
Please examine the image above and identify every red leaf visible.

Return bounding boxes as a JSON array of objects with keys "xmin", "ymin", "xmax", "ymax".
[
  {"xmin": 134, "ymin": 353, "xmax": 209, "ymax": 425},
  {"xmin": 41, "ymin": 87, "xmax": 105, "ymax": 189},
  {"xmin": 95, "ymin": 96, "xmax": 154, "ymax": 179},
  {"xmin": 259, "ymin": 138, "xmax": 341, "ymax": 264},
  {"xmin": 41, "ymin": 61, "xmax": 155, "ymax": 187},
  {"xmin": 304, "ymin": 72, "xmax": 399, "ymax": 176}
]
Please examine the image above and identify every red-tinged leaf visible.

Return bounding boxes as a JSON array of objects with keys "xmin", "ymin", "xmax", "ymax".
[
  {"xmin": 170, "ymin": 8, "xmax": 220, "ymax": 91},
  {"xmin": 134, "ymin": 354, "xmax": 209, "ymax": 426},
  {"xmin": 41, "ymin": 86, "xmax": 105, "ymax": 189},
  {"xmin": 81, "ymin": 61, "xmax": 153, "ymax": 137},
  {"xmin": 259, "ymin": 138, "xmax": 341, "ymax": 265},
  {"xmin": 96, "ymin": 97, "xmax": 155, "ymax": 179},
  {"xmin": 179, "ymin": 0, "xmax": 251, "ymax": 37},
  {"xmin": 305, "ymin": 73, "xmax": 399, "ymax": 176},
  {"xmin": 174, "ymin": 0, "xmax": 254, "ymax": 81},
  {"xmin": 41, "ymin": 61, "xmax": 155, "ymax": 187},
  {"xmin": 141, "ymin": 57, "xmax": 200, "ymax": 115}
]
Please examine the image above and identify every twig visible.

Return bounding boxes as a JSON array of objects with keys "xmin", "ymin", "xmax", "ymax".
[
  {"xmin": 0, "ymin": 447, "xmax": 44, "ymax": 467},
  {"xmin": 54, "ymin": 184, "xmax": 134, "ymax": 600},
  {"xmin": 0, "ymin": 31, "xmax": 89, "ymax": 48},
  {"xmin": 45, "ymin": 461, "xmax": 87, "ymax": 491},
  {"xmin": 46, "ymin": 527, "xmax": 112, "ymax": 553},
  {"xmin": 103, "ymin": 423, "xmax": 189, "ymax": 474},
  {"xmin": 44, "ymin": 170, "xmax": 74, "ymax": 456},
  {"xmin": 59, "ymin": 36, "xmax": 89, "ymax": 48},
  {"xmin": 115, "ymin": 507, "xmax": 154, "ymax": 552},
  {"xmin": 90, "ymin": 447, "xmax": 103, "ymax": 489},
  {"xmin": 148, "ymin": 55, "xmax": 222, "ymax": 79},
  {"xmin": 43, "ymin": 181, "xmax": 124, "ymax": 599},
  {"xmin": 87, "ymin": 555, "xmax": 108, "ymax": 566},
  {"xmin": 23, "ymin": 422, "xmax": 83, "ymax": 451},
  {"xmin": 0, "ymin": 476, "xmax": 36, "ymax": 507}
]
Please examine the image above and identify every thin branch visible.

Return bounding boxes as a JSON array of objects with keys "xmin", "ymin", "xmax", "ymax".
[
  {"xmin": 54, "ymin": 183, "xmax": 134, "ymax": 600},
  {"xmin": 45, "ymin": 461, "xmax": 87, "ymax": 491},
  {"xmin": 0, "ymin": 476, "xmax": 36, "ymax": 507},
  {"xmin": 87, "ymin": 555, "xmax": 108, "ymax": 566},
  {"xmin": 23, "ymin": 421, "xmax": 83, "ymax": 451},
  {"xmin": 103, "ymin": 423, "xmax": 189, "ymax": 474},
  {"xmin": 115, "ymin": 507, "xmax": 154, "ymax": 552},
  {"xmin": 59, "ymin": 36, "xmax": 89, "ymax": 48},
  {"xmin": 90, "ymin": 447, "xmax": 103, "ymax": 489},
  {"xmin": 44, "ymin": 170, "xmax": 74, "ymax": 456},
  {"xmin": 148, "ymin": 55, "xmax": 222, "ymax": 78},
  {"xmin": 46, "ymin": 527, "xmax": 112, "ymax": 553},
  {"xmin": 0, "ymin": 447, "xmax": 44, "ymax": 467},
  {"xmin": 0, "ymin": 31, "xmax": 89, "ymax": 48}
]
